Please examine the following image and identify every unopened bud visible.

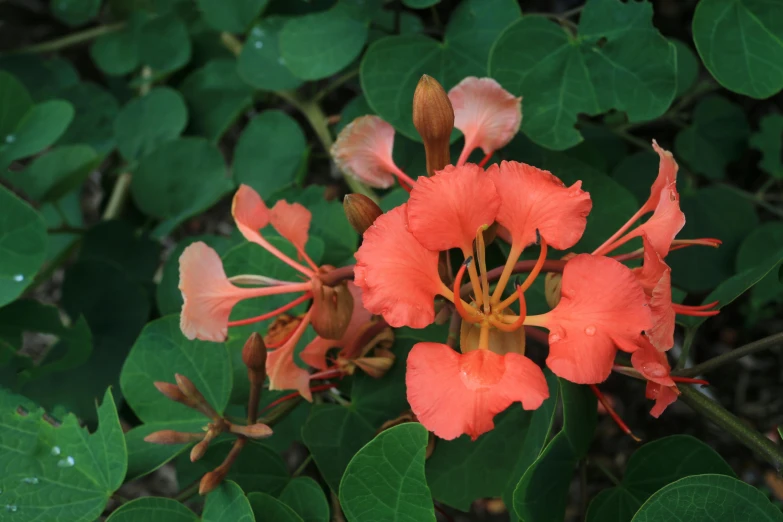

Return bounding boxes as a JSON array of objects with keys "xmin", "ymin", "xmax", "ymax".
[
  {"xmin": 311, "ymin": 279, "xmax": 354, "ymax": 340},
  {"xmin": 230, "ymin": 422, "xmax": 273, "ymax": 439},
  {"xmin": 242, "ymin": 332, "xmax": 267, "ymax": 376},
  {"xmin": 199, "ymin": 468, "xmax": 228, "ymax": 496},
  {"xmin": 154, "ymin": 381, "xmax": 193, "ymax": 407},
  {"xmin": 354, "ymin": 349, "xmax": 395, "ymax": 379},
  {"xmin": 175, "ymin": 374, "xmax": 207, "ymax": 405},
  {"xmin": 413, "ymin": 74, "xmax": 454, "ymax": 176},
  {"xmin": 344, "ymin": 194, "xmax": 382, "ymax": 235},
  {"xmin": 190, "ymin": 438, "xmax": 210, "ymax": 462},
  {"xmin": 145, "ymin": 430, "xmax": 204, "ymax": 445}
]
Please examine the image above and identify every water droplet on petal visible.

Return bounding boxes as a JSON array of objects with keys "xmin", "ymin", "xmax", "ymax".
[
  {"xmin": 13, "ymin": 274, "xmax": 23, "ymax": 282},
  {"xmin": 550, "ymin": 333, "xmax": 561, "ymax": 343},
  {"xmin": 21, "ymin": 477, "xmax": 38, "ymax": 485},
  {"xmin": 642, "ymin": 363, "xmax": 668, "ymax": 379},
  {"xmin": 584, "ymin": 325, "xmax": 596, "ymax": 336},
  {"xmin": 254, "ymin": 41, "xmax": 263, "ymax": 49},
  {"xmin": 57, "ymin": 456, "xmax": 75, "ymax": 468},
  {"xmin": 51, "ymin": 446, "xmax": 61, "ymax": 456},
  {"xmin": 5, "ymin": 135, "xmax": 16, "ymax": 144},
  {"xmin": 5, "ymin": 505, "xmax": 18, "ymax": 513}
]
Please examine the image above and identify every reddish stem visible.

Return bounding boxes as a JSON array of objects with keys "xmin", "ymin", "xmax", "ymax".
[
  {"xmin": 228, "ymin": 293, "xmax": 312, "ymax": 327},
  {"xmin": 589, "ymin": 384, "xmax": 641, "ymax": 442}
]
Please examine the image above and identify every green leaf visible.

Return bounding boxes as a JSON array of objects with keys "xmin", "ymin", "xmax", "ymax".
[
  {"xmin": 238, "ymin": 17, "xmax": 303, "ymax": 91},
  {"xmin": 693, "ymin": 0, "xmax": 783, "ymax": 99},
  {"xmin": 363, "ymin": 0, "xmax": 520, "ymax": 140},
  {"xmin": 248, "ymin": 492, "xmax": 301, "ymax": 522},
  {"xmin": 668, "ymin": 186, "xmax": 759, "ymax": 293},
  {"xmin": 115, "ymin": 87, "xmax": 188, "ymax": 161},
  {"xmin": 180, "ymin": 59, "xmax": 253, "ymax": 142},
  {"xmin": 0, "ymin": 186, "xmax": 48, "ymax": 307},
  {"xmin": 90, "ymin": 14, "xmax": 145, "ymax": 76},
  {"xmin": 106, "ymin": 497, "xmax": 198, "ymax": 522},
  {"xmin": 0, "ymin": 388, "xmax": 127, "ymax": 522},
  {"xmin": 612, "ymin": 151, "xmax": 660, "ymax": 206},
  {"xmin": 0, "ymin": 55, "xmax": 78, "ymax": 102},
  {"xmin": 54, "ymin": 82, "xmax": 119, "ymax": 155},
  {"xmin": 198, "ymin": 0, "xmax": 269, "ymax": 33},
  {"xmin": 156, "ymin": 235, "xmax": 236, "ymax": 317},
  {"xmin": 0, "ymin": 71, "xmax": 33, "ymax": 135},
  {"xmin": 736, "ymin": 222, "xmax": 783, "ymax": 308},
  {"xmin": 50, "ymin": 0, "xmax": 101, "ymax": 26},
  {"xmin": 674, "ymin": 95, "xmax": 749, "ymax": 179},
  {"xmin": 679, "ymin": 246, "xmax": 783, "ymax": 329},
  {"xmin": 203, "ymin": 481, "xmax": 256, "ymax": 522},
  {"xmin": 233, "ymin": 110, "xmax": 307, "ymax": 198},
  {"xmin": 586, "ymin": 435, "xmax": 735, "ymax": 522},
  {"xmin": 279, "ymin": 477, "xmax": 330, "ymax": 522},
  {"xmin": 513, "ymin": 381, "xmax": 597, "ymax": 522},
  {"xmin": 339, "ymin": 423, "xmax": 436, "ymax": 522},
  {"xmin": 5, "ymin": 145, "xmax": 98, "ymax": 202},
  {"xmin": 379, "ymin": 187, "xmax": 409, "ymax": 212},
  {"xmin": 750, "ymin": 113, "xmax": 783, "ymax": 179},
  {"xmin": 672, "ymin": 39, "xmax": 699, "ymax": 98},
  {"xmin": 121, "ymin": 315, "xmax": 232, "ymax": 423},
  {"xmin": 179, "ymin": 440, "xmax": 289, "ymax": 495},
  {"xmin": 138, "ymin": 14, "xmax": 192, "ymax": 74},
  {"xmin": 490, "ymin": 1, "xmax": 676, "ymax": 150},
  {"xmin": 402, "ymin": 0, "xmax": 439, "ymax": 8},
  {"xmin": 125, "ymin": 419, "xmax": 205, "ymax": 481},
  {"xmin": 131, "ymin": 137, "xmax": 232, "ymax": 230},
  {"xmin": 280, "ymin": 1, "xmax": 371, "ymax": 81},
  {"xmin": 0, "ymin": 100, "xmax": 75, "ymax": 169},
  {"xmin": 79, "ymin": 220, "xmax": 161, "ymax": 283},
  {"xmin": 631, "ymin": 474, "xmax": 782, "ymax": 521}
]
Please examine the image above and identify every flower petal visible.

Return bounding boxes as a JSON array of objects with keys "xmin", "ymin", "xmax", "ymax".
[
  {"xmin": 632, "ymin": 183, "xmax": 685, "ymax": 258},
  {"xmin": 267, "ymin": 312, "xmax": 313, "ymax": 401},
  {"xmin": 635, "ymin": 235, "xmax": 675, "ymax": 351},
  {"xmin": 646, "ymin": 382, "xmax": 679, "ymax": 418},
  {"xmin": 355, "ymin": 204, "xmax": 443, "ymax": 328},
  {"xmin": 488, "ymin": 161, "xmax": 592, "ymax": 250},
  {"xmin": 631, "ymin": 339, "xmax": 675, "ymax": 388},
  {"xmin": 449, "ymin": 77, "xmax": 521, "ymax": 162},
  {"xmin": 406, "ymin": 343, "xmax": 549, "ymax": 440},
  {"xmin": 179, "ymin": 242, "xmax": 255, "ymax": 342},
  {"xmin": 232, "ymin": 184, "xmax": 271, "ymax": 245},
  {"xmin": 407, "ymin": 163, "xmax": 500, "ymax": 252},
  {"xmin": 643, "ymin": 140, "xmax": 679, "ymax": 214},
  {"xmin": 542, "ymin": 254, "xmax": 652, "ymax": 384},
  {"xmin": 331, "ymin": 115, "xmax": 402, "ymax": 188},
  {"xmin": 270, "ymin": 200, "xmax": 311, "ymax": 253}
]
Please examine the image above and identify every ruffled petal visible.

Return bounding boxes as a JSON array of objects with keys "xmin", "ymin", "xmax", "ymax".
[
  {"xmin": 407, "ymin": 164, "xmax": 500, "ymax": 252},
  {"xmin": 406, "ymin": 343, "xmax": 549, "ymax": 440},
  {"xmin": 643, "ymin": 140, "xmax": 679, "ymax": 214},
  {"xmin": 542, "ymin": 254, "xmax": 652, "ymax": 384},
  {"xmin": 632, "ymin": 183, "xmax": 685, "ymax": 258},
  {"xmin": 331, "ymin": 115, "xmax": 403, "ymax": 189},
  {"xmin": 646, "ymin": 382, "xmax": 679, "ymax": 418},
  {"xmin": 267, "ymin": 312, "xmax": 313, "ymax": 401},
  {"xmin": 488, "ymin": 161, "xmax": 592, "ymax": 250},
  {"xmin": 355, "ymin": 204, "xmax": 443, "ymax": 328},
  {"xmin": 631, "ymin": 338, "xmax": 675, "ymax": 388},
  {"xmin": 232, "ymin": 184, "xmax": 271, "ymax": 245},
  {"xmin": 270, "ymin": 200, "xmax": 311, "ymax": 253},
  {"xmin": 179, "ymin": 242, "xmax": 257, "ymax": 342},
  {"xmin": 635, "ymin": 235, "xmax": 675, "ymax": 351},
  {"xmin": 298, "ymin": 337, "xmax": 334, "ymax": 371},
  {"xmin": 449, "ymin": 77, "xmax": 522, "ymax": 162}
]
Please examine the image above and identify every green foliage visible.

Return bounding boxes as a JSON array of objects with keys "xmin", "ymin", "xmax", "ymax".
[
  {"xmin": 198, "ymin": 0, "xmax": 269, "ymax": 34},
  {"xmin": 238, "ymin": 17, "xmax": 303, "ymax": 91},
  {"xmin": 750, "ymin": 113, "xmax": 783, "ymax": 178},
  {"xmin": 248, "ymin": 491, "xmax": 301, "ymax": 522},
  {"xmin": 114, "ymin": 87, "xmax": 188, "ymax": 161},
  {"xmin": 340, "ymin": 423, "xmax": 436, "ymax": 522},
  {"xmin": 106, "ymin": 497, "xmax": 198, "ymax": 521},
  {"xmin": 204, "ymin": 481, "xmax": 256, "ymax": 522},
  {"xmin": 279, "ymin": 477, "xmax": 331, "ymax": 522}
]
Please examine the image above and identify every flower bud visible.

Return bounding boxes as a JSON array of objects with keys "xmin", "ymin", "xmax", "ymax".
[
  {"xmin": 154, "ymin": 381, "xmax": 193, "ymax": 407},
  {"xmin": 144, "ymin": 430, "xmax": 204, "ymax": 445},
  {"xmin": 344, "ymin": 193, "xmax": 382, "ymax": 235},
  {"xmin": 242, "ymin": 332, "xmax": 267, "ymax": 384},
  {"xmin": 413, "ymin": 74, "xmax": 454, "ymax": 176},
  {"xmin": 353, "ymin": 348, "xmax": 396, "ymax": 379},
  {"xmin": 230, "ymin": 422, "xmax": 273, "ymax": 439},
  {"xmin": 175, "ymin": 374, "xmax": 207, "ymax": 405},
  {"xmin": 190, "ymin": 438, "xmax": 210, "ymax": 462},
  {"xmin": 199, "ymin": 468, "xmax": 228, "ymax": 496},
  {"xmin": 310, "ymin": 278, "xmax": 354, "ymax": 341}
]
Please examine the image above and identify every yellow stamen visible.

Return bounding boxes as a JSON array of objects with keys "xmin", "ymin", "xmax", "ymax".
[
  {"xmin": 461, "ymin": 247, "xmax": 484, "ymax": 307},
  {"xmin": 478, "ymin": 321, "xmax": 490, "ymax": 350},
  {"xmin": 496, "ymin": 238, "xmax": 548, "ymax": 313},
  {"xmin": 490, "ymin": 243, "xmax": 523, "ymax": 305},
  {"xmin": 475, "ymin": 226, "xmax": 491, "ymax": 312}
]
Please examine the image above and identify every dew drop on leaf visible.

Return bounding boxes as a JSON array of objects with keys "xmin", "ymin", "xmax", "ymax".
[
  {"xmin": 5, "ymin": 505, "xmax": 18, "ymax": 513},
  {"xmin": 57, "ymin": 456, "xmax": 75, "ymax": 468},
  {"xmin": 50, "ymin": 446, "xmax": 61, "ymax": 456}
]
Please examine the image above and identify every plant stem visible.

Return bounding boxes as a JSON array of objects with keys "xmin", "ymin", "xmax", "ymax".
[
  {"xmin": 674, "ymin": 332, "xmax": 783, "ymax": 377},
  {"xmin": 10, "ymin": 23, "xmax": 124, "ymax": 54},
  {"xmin": 314, "ymin": 69, "xmax": 360, "ymax": 102},
  {"xmin": 675, "ymin": 327, "xmax": 697, "ymax": 370},
  {"xmin": 678, "ymin": 385, "xmax": 783, "ymax": 471},
  {"xmin": 174, "ymin": 480, "xmax": 200, "ymax": 502},
  {"xmin": 589, "ymin": 458, "xmax": 622, "ymax": 487},
  {"xmin": 717, "ymin": 182, "xmax": 783, "ymax": 219},
  {"xmin": 292, "ymin": 454, "xmax": 313, "ymax": 477},
  {"xmin": 102, "ymin": 172, "xmax": 132, "ymax": 220}
]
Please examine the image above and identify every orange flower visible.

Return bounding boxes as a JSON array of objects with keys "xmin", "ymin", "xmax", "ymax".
[{"xmin": 630, "ymin": 339, "xmax": 678, "ymax": 418}]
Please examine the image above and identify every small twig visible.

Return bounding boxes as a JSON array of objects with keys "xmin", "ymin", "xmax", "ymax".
[
  {"xmin": 717, "ymin": 182, "xmax": 783, "ymax": 219},
  {"xmin": 292, "ymin": 454, "xmax": 313, "ymax": 477},
  {"xmin": 102, "ymin": 172, "xmax": 132, "ymax": 220},
  {"xmin": 8, "ymin": 23, "xmax": 124, "ymax": 54},
  {"xmin": 174, "ymin": 480, "xmax": 200, "ymax": 502},
  {"xmin": 589, "ymin": 458, "xmax": 622, "ymax": 487},
  {"xmin": 313, "ymin": 69, "xmax": 359, "ymax": 103},
  {"xmin": 675, "ymin": 332, "xmax": 783, "ymax": 377},
  {"xmin": 675, "ymin": 327, "xmax": 697, "ymax": 370}
]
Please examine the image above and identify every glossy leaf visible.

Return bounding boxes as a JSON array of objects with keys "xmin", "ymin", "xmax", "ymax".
[
  {"xmin": 0, "ymin": 96, "xmax": 75, "ymax": 170},
  {"xmin": 631, "ymin": 474, "xmax": 782, "ymax": 521},
  {"xmin": 279, "ymin": 477, "xmax": 330, "ymax": 522},
  {"xmin": 403, "ymin": 0, "xmax": 439, "ymax": 7},
  {"xmin": 490, "ymin": 0, "xmax": 676, "ymax": 150},
  {"xmin": 673, "ymin": 39, "xmax": 699, "ymax": 97},
  {"xmin": 50, "ymin": 0, "xmax": 101, "ymax": 26},
  {"xmin": 90, "ymin": 14, "xmax": 145, "ymax": 76},
  {"xmin": 248, "ymin": 492, "xmax": 301, "ymax": 522},
  {"xmin": 736, "ymin": 223, "xmax": 783, "ymax": 308},
  {"xmin": 674, "ymin": 95, "xmax": 749, "ymax": 179},
  {"xmin": 0, "ymin": 388, "xmax": 127, "ymax": 522},
  {"xmin": 7, "ymin": 145, "xmax": 97, "ymax": 202},
  {"xmin": 203, "ymin": 481, "xmax": 256, "ymax": 522},
  {"xmin": 340, "ymin": 423, "xmax": 436, "ymax": 522},
  {"xmin": 233, "ymin": 110, "xmax": 307, "ymax": 198},
  {"xmin": 114, "ymin": 87, "xmax": 188, "ymax": 161},
  {"xmin": 362, "ymin": 0, "xmax": 520, "ymax": 140},
  {"xmin": 612, "ymin": 151, "xmax": 661, "ymax": 206},
  {"xmin": 749, "ymin": 113, "xmax": 783, "ymax": 179},
  {"xmin": 586, "ymin": 435, "xmax": 735, "ymax": 522},
  {"xmin": 0, "ymin": 186, "xmax": 48, "ymax": 307},
  {"xmin": 197, "ymin": 0, "xmax": 269, "ymax": 33},
  {"xmin": 54, "ymin": 82, "xmax": 118, "ymax": 155},
  {"xmin": 138, "ymin": 14, "xmax": 191, "ymax": 74},
  {"xmin": 78, "ymin": 220, "xmax": 161, "ymax": 283},
  {"xmin": 238, "ymin": 17, "xmax": 303, "ymax": 91},
  {"xmin": 693, "ymin": 0, "xmax": 783, "ymax": 99},
  {"xmin": 106, "ymin": 497, "xmax": 198, "ymax": 522},
  {"xmin": 0, "ymin": 70, "xmax": 34, "ymax": 134},
  {"xmin": 121, "ymin": 315, "xmax": 232, "ymax": 423}
]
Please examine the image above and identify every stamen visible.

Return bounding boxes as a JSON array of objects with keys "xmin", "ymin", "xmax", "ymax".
[
  {"xmin": 589, "ymin": 384, "xmax": 642, "ymax": 442},
  {"xmin": 478, "ymin": 322, "xmax": 490, "ymax": 350},
  {"xmin": 490, "ymin": 244, "xmax": 523, "ymax": 305},
  {"xmin": 297, "ymin": 248, "xmax": 320, "ymax": 273},
  {"xmin": 250, "ymin": 235, "xmax": 315, "ymax": 277},
  {"xmin": 671, "ymin": 304, "xmax": 720, "ymax": 317},
  {"xmin": 670, "ymin": 376, "xmax": 709, "ymax": 386},
  {"xmin": 495, "ymin": 237, "xmax": 547, "ymax": 312},
  {"xmin": 671, "ymin": 238, "xmax": 722, "ymax": 248},
  {"xmin": 592, "ymin": 207, "xmax": 648, "ymax": 256},
  {"xmin": 228, "ymin": 274, "xmax": 301, "ymax": 286},
  {"xmin": 389, "ymin": 164, "xmax": 417, "ymax": 189},
  {"xmin": 476, "ymin": 226, "xmax": 491, "ymax": 311},
  {"xmin": 452, "ymin": 258, "xmax": 483, "ymax": 324},
  {"xmin": 261, "ymin": 383, "xmax": 336, "ymax": 412},
  {"xmin": 228, "ymin": 293, "xmax": 313, "ymax": 327},
  {"xmin": 309, "ymin": 368, "xmax": 344, "ymax": 380},
  {"xmin": 679, "ymin": 300, "xmax": 719, "ymax": 311},
  {"xmin": 461, "ymin": 247, "xmax": 485, "ymax": 307},
  {"xmin": 478, "ymin": 151, "xmax": 493, "ymax": 168},
  {"xmin": 488, "ymin": 286, "xmax": 526, "ymax": 332}
]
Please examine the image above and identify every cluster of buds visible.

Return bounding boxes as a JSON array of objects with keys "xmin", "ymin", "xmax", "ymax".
[{"xmin": 145, "ymin": 333, "xmax": 274, "ymax": 495}]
